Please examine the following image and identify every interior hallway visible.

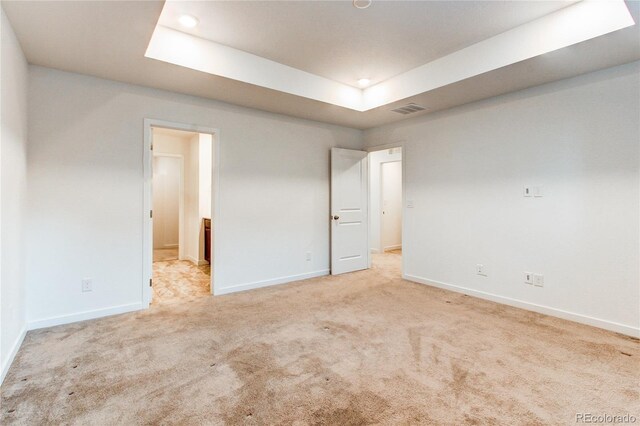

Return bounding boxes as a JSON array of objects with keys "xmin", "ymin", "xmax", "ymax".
[{"xmin": 2, "ymin": 252, "xmax": 638, "ymax": 424}]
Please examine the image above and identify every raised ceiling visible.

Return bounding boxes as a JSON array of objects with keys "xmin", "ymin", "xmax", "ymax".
[
  {"xmin": 3, "ymin": 1, "xmax": 639, "ymax": 129},
  {"xmin": 158, "ymin": 1, "xmax": 575, "ymax": 88}
]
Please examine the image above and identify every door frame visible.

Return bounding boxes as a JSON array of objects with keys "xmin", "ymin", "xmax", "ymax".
[
  {"xmin": 143, "ymin": 118, "xmax": 221, "ymax": 308},
  {"xmin": 152, "ymin": 153, "xmax": 185, "ymax": 258},
  {"xmin": 366, "ymin": 142, "xmax": 406, "ymax": 272}
]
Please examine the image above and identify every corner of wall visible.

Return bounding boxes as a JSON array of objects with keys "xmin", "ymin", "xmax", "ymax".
[
  {"xmin": 1, "ymin": 6, "xmax": 30, "ymax": 384},
  {"xmin": 0, "ymin": 326, "xmax": 26, "ymax": 383}
]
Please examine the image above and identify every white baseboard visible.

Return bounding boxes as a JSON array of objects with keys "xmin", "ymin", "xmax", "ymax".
[
  {"xmin": 184, "ymin": 255, "xmax": 198, "ymax": 265},
  {"xmin": 27, "ymin": 302, "xmax": 143, "ymax": 331},
  {"xmin": 215, "ymin": 269, "xmax": 330, "ymax": 296},
  {"xmin": 404, "ymin": 273, "xmax": 640, "ymax": 338},
  {"xmin": 1, "ymin": 325, "xmax": 27, "ymax": 385},
  {"xmin": 185, "ymin": 256, "xmax": 209, "ymax": 266},
  {"xmin": 384, "ymin": 245, "xmax": 402, "ymax": 252}
]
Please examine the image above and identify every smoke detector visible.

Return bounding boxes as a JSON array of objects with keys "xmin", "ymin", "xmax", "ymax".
[{"xmin": 353, "ymin": 0, "xmax": 372, "ymax": 9}]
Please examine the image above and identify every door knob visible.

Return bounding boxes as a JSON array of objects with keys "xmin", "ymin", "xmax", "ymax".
[{"xmin": 333, "ymin": 215, "xmax": 340, "ymax": 220}]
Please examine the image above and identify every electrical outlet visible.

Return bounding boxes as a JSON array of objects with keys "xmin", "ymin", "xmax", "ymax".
[
  {"xmin": 476, "ymin": 264, "xmax": 487, "ymax": 276},
  {"xmin": 533, "ymin": 274, "xmax": 544, "ymax": 287},
  {"xmin": 81, "ymin": 278, "xmax": 93, "ymax": 292},
  {"xmin": 306, "ymin": 251, "xmax": 311, "ymax": 261},
  {"xmin": 533, "ymin": 186, "xmax": 543, "ymax": 197},
  {"xmin": 524, "ymin": 272, "xmax": 534, "ymax": 285}
]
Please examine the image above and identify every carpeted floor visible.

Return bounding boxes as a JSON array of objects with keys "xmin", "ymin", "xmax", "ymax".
[
  {"xmin": 2, "ymin": 252, "xmax": 638, "ymax": 425},
  {"xmin": 152, "ymin": 259, "xmax": 211, "ymax": 305}
]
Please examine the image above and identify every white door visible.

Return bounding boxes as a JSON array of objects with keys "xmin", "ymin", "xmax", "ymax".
[
  {"xmin": 381, "ymin": 161, "xmax": 402, "ymax": 251},
  {"xmin": 331, "ymin": 148, "xmax": 369, "ymax": 275}
]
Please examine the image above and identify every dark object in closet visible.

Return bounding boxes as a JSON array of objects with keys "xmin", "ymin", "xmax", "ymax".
[{"xmin": 204, "ymin": 218, "xmax": 211, "ymax": 264}]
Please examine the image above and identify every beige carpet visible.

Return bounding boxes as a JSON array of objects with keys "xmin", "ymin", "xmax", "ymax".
[
  {"xmin": 152, "ymin": 259, "xmax": 211, "ymax": 305},
  {"xmin": 2, "ymin": 252, "xmax": 638, "ymax": 425}
]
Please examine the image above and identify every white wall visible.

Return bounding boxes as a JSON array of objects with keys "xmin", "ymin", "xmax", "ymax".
[
  {"xmin": 184, "ymin": 133, "xmax": 201, "ymax": 264},
  {"xmin": 364, "ymin": 61, "xmax": 640, "ymax": 336},
  {"xmin": 152, "ymin": 155, "xmax": 181, "ymax": 249},
  {"xmin": 197, "ymin": 133, "xmax": 212, "ymax": 263},
  {"xmin": 381, "ymin": 161, "xmax": 402, "ymax": 251},
  {"xmin": 26, "ymin": 67, "xmax": 362, "ymax": 327},
  {"xmin": 369, "ymin": 149, "xmax": 402, "ymax": 253},
  {"xmin": 1, "ymin": 8, "xmax": 28, "ymax": 382}
]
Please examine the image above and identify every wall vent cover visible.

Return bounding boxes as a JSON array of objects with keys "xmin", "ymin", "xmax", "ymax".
[{"xmin": 391, "ymin": 103, "xmax": 427, "ymax": 115}]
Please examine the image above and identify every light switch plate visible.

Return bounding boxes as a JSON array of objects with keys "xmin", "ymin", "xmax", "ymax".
[
  {"xmin": 407, "ymin": 199, "xmax": 414, "ymax": 208},
  {"xmin": 533, "ymin": 186, "xmax": 543, "ymax": 197},
  {"xmin": 524, "ymin": 272, "xmax": 534, "ymax": 285},
  {"xmin": 523, "ymin": 186, "xmax": 532, "ymax": 197}
]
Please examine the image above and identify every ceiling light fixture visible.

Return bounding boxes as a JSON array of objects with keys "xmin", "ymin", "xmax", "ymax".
[
  {"xmin": 178, "ymin": 14, "xmax": 199, "ymax": 28},
  {"xmin": 357, "ymin": 78, "xmax": 371, "ymax": 87},
  {"xmin": 353, "ymin": 0, "xmax": 372, "ymax": 10}
]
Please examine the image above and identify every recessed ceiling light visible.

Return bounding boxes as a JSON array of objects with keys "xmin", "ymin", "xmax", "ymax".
[
  {"xmin": 178, "ymin": 15, "xmax": 199, "ymax": 28},
  {"xmin": 353, "ymin": 0, "xmax": 372, "ymax": 10},
  {"xmin": 358, "ymin": 78, "xmax": 371, "ymax": 87}
]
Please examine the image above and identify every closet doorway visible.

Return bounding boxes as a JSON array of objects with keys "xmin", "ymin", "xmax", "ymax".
[
  {"xmin": 369, "ymin": 147, "xmax": 403, "ymax": 272},
  {"xmin": 143, "ymin": 120, "xmax": 220, "ymax": 307}
]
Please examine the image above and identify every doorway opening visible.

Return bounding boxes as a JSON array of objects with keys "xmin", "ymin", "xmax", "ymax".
[
  {"xmin": 329, "ymin": 146, "xmax": 403, "ymax": 277},
  {"xmin": 369, "ymin": 147, "xmax": 403, "ymax": 270},
  {"xmin": 143, "ymin": 120, "xmax": 219, "ymax": 307}
]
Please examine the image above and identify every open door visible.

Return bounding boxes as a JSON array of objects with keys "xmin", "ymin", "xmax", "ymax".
[{"xmin": 331, "ymin": 148, "xmax": 369, "ymax": 275}]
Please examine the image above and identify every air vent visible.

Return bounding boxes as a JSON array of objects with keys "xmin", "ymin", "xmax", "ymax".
[{"xmin": 391, "ymin": 103, "xmax": 426, "ymax": 115}]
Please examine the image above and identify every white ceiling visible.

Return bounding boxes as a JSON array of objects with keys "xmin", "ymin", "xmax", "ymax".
[
  {"xmin": 159, "ymin": 1, "xmax": 575, "ymax": 87},
  {"xmin": 3, "ymin": 1, "xmax": 639, "ymax": 129}
]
